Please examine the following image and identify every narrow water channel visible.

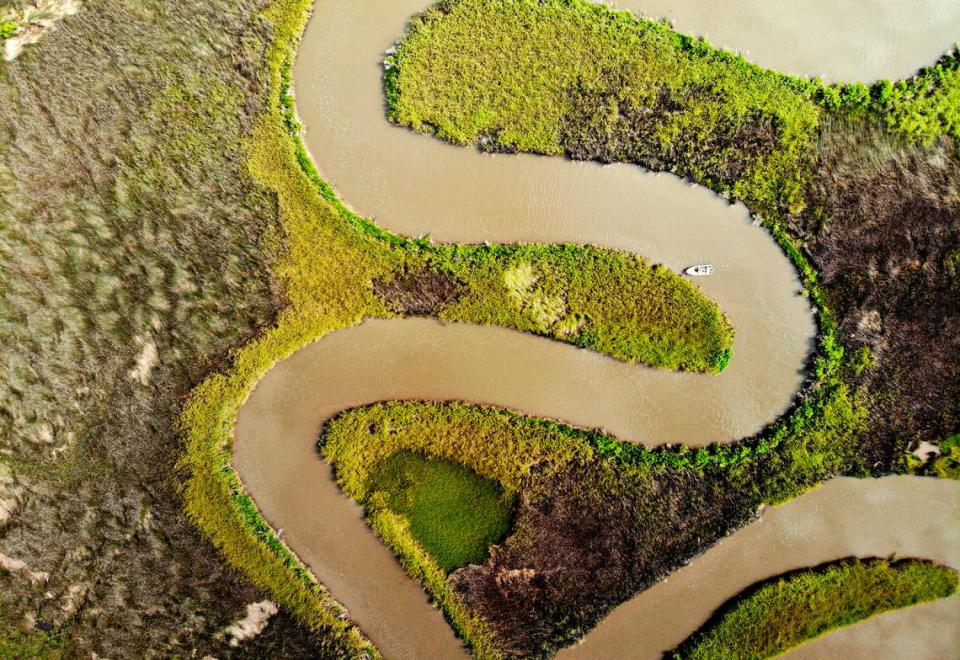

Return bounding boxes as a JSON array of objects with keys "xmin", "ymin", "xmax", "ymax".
[{"xmin": 230, "ymin": 0, "xmax": 960, "ymax": 656}]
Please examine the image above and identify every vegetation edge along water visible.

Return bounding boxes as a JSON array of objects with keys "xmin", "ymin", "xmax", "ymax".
[
  {"xmin": 180, "ymin": 0, "xmax": 959, "ymax": 656},
  {"xmin": 673, "ymin": 558, "xmax": 959, "ymax": 660},
  {"xmin": 318, "ymin": 400, "xmax": 956, "ymax": 655},
  {"xmin": 381, "ymin": 0, "xmax": 960, "ymax": 482}
]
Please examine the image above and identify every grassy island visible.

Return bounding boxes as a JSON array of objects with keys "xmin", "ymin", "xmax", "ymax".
[
  {"xmin": 427, "ymin": 244, "xmax": 734, "ymax": 371},
  {"xmin": 675, "ymin": 558, "xmax": 959, "ymax": 659},
  {"xmin": 386, "ymin": 0, "xmax": 960, "ymax": 221},
  {"xmin": 386, "ymin": 0, "xmax": 819, "ymax": 216}
]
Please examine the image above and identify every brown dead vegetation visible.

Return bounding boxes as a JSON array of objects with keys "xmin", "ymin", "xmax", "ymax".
[
  {"xmin": 450, "ymin": 460, "xmax": 756, "ymax": 656},
  {"xmin": 561, "ymin": 67, "xmax": 781, "ymax": 186},
  {"xmin": 373, "ymin": 268, "xmax": 462, "ymax": 315},
  {"xmin": 0, "ymin": 0, "xmax": 337, "ymax": 655},
  {"xmin": 794, "ymin": 118, "xmax": 960, "ymax": 468}
]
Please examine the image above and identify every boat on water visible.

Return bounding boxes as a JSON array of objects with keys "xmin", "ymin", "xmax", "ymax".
[{"xmin": 684, "ymin": 264, "xmax": 714, "ymax": 276}]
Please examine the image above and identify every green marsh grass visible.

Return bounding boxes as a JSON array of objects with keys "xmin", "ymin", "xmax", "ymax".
[{"xmin": 364, "ymin": 451, "xmax": 514, "ymax": 572}]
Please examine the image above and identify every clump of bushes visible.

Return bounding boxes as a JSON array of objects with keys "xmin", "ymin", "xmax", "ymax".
[
  {"xmin": 0, "ymin": 21, "xmax": 17, "ymax": 40},
  {"xmin": 822, "ymin": 48, "xmax": 960, "ymax": 142},
  {"xmin": 911, "ymin": 434, "xmax": 960, "ymax": 480}
]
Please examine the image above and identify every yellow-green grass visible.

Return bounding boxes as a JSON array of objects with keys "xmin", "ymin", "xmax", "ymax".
[
  {"xmin": 364, "ymin": 451, "xmax": 514, "ymax": 572},
  {"xmin": 0, "ymin": 601, "xmax": 64, "ymax": 660},
  {"xmin": 675, "ymin": 558, "xmax": 959, "ymax": 660},
  {"xmin": 911, "ymin": 433, "xmax": 960, "ymax": 480},
  {"xmin": 930, "ymin": 434, "xmax": 960, "ymax": 479},
  {"xmin": 0, "ymin": 20, "xmax": 16, "ymax": 41},
  {"xmin": 386, "ymin": 0, "xmax": 820, "ymax": 152},
  {"xmin": 323, "ymin": 401, "xmax": 598, "ymax": 494},
  {"xmin": 177, "ymin": 0, "xmax": 394, "ymax": 653},
  {"xmin": 386, "ymin": 0, "xmax": 822, "ymax": 216}
]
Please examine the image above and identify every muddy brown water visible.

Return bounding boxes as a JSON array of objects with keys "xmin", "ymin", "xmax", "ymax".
[
  {"xmin": 612, "ymin": 0, "xmax": 960, "ymax": 82},
  {"xmin": 231, "ymin": 0, "xmax": 960, "ymax": 656}
]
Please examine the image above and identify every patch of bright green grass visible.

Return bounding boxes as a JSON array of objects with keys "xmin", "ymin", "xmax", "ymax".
[
  {"xmin": 365, "ymin": 451, "xmax": 513, "ymax": 572},
  {"xmin": 0, "ymin": 21, "xmax": 16, "ymax": 40},
  {"xmin": 675, "ymin": 558, "xmax": 959, "ymax": 660}
]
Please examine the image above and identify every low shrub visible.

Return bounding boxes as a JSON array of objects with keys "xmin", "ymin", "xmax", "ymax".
[{"xmin": 0, "ymin": 21, "xmax": 17, "ymax": 40}]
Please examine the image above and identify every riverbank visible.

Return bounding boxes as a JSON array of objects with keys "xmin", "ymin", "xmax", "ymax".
[{"xmin": 674, "ymin": 558, "xmax": 958, "ymax": 659}]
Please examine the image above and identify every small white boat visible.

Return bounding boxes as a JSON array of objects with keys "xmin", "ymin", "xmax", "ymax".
[{"xmin": 684, "ymin": 264, "xmax": 714, "ymax": 276}]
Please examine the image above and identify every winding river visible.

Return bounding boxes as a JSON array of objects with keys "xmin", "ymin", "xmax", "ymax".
[{"xmin": 233, "ymin": 0, "xmax": 960, "ymax": 656}]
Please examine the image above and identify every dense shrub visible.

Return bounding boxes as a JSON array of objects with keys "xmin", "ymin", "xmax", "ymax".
[{"xmin": 0, "ymin": 21, "xmax": 17, "ymax": 40}]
